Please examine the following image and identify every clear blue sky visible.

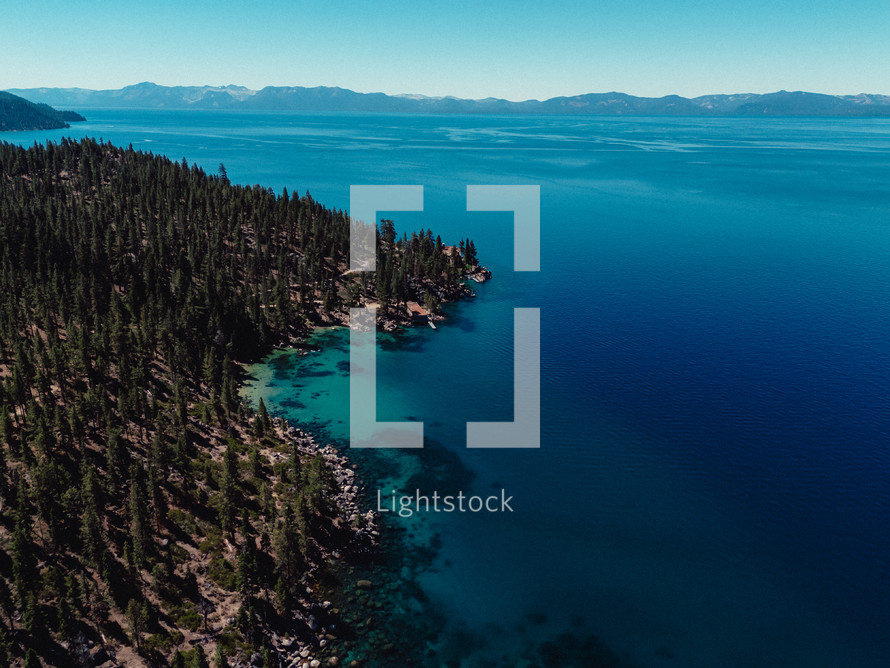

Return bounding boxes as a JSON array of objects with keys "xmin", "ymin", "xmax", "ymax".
[{"xmin": 2, "ymin": 0, "xmax": 888, "ymax": 99}]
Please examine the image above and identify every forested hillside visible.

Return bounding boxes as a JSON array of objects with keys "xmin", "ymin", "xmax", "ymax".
[
  {"xmin": 0, "ymin": 92, "xmax": 86, "ymax": 132},
  {"xmin": 0, "ymin": 138, "xmax": 477, "ymax": 666}
]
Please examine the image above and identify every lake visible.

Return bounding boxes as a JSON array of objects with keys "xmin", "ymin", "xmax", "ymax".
[{"xmin": 7, "ymin": 109, "xmax": 890, "ymax": 667}]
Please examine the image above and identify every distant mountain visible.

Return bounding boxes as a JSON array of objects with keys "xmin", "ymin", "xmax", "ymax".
[
  {"xmin": 5, "ymin": 83, "xmax": 259, "ymax": 110},
  {"xmin": 6, "ymin": 82, "xmax": 890, "ymax": 117},
  {"xmin": 0, "ymin": 91, "xmax": 86, "ymax": 131}
]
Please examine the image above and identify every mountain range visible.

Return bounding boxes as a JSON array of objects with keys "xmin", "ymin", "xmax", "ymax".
[{"xmin": 6, "ymin": 82, "xmax": 890, "ymax": 116}]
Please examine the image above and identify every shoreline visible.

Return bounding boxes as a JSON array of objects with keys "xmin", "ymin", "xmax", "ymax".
[
  {"xmin": 242, "ymin": 346, "xmax": 632, "ymax": 668},
  {"xmin": 237, "ymin": 322, "xmax": 459, "ymax": 666},
  {"xmin": 233, "ymin": 271, "xmax": 493, "ymax": 663},
  {"xmin": 258, "ymin": 415, "xmax": 384, "ymax": 667},
  {"xmin": 239, "ymin": 283, "xmax": 641, "ymax": 668},
  {"xmin": 255, "ymin": 412, "xmax": 448, "ymax": 667}
]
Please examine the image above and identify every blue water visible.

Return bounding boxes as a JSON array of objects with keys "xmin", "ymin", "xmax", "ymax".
[{"xmin": 8, "ymin": 111, "xmax": 890, "ymax": 667}]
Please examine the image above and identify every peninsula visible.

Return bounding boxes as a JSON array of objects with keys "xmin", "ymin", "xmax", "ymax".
[{"xmin": 0, "ymin": 91, "xmax": 85, "ymax": 132}]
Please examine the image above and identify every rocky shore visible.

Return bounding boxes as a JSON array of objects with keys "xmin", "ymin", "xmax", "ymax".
[
  {"xmin": 234, "ymin": 418, "xmax": 382, "ymax": 668},
  {"xmin": 375, "ymin": 271, "xmax": 484, "ymax": 332},
  {"xmin": 244, "ymin": 417, "xmax": 456, "ymax": 668},
  {"xmin": 466, "ymin": 265, "xmax": 492, "ymax": 284}
]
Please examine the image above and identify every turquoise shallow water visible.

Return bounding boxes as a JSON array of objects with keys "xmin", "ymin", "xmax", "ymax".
[{"xmin": 8, "ymin": 111, "xmax": 890, "ymax": 666}]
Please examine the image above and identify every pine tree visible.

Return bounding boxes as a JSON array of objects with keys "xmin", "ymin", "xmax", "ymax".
[
  {"xmin": 33, "ymin": 456, "xmax": 63, "ymax": 546},
  {"xmin": 304, "ymin": 452, "xmax": 334, "ymax": 514},
  {"xmin": 57, "ymin": 592, "xmax": 75, "ymax": 642},
  {"xmin": 24, "ymin": 647, "xmax": 41, "ymax": 668},
  {"xmin": 80, "ymin": 464, "xmax": 105, "ymax": 568},
  {"xmin": 0, "ymin": 626, "xmax": 11, "ymax": 667},
  {"xmin": 249, "ymin": 444, "xmax": 262, "ymax": 478},
  {"xmin": 218, "ymin": 464, "xmax": 236, "ymax": 537},
  {"xmin": 126, "ymin": 599, "xmax": 145, "ymax": 652},
  {"xmin": 223, "ymin": 441, "xmax": 238, "ymax": 483},
  {"xmin": 22, "ymin": 591, "xmax": 41, "ymax": 635},
  {"xmin": 236, "ymin": 515, "xmax": 257, "ymax": 601},
  {"xmin": 0, "ymin": 405, "xmax": 12, "ymax": 459},
  {"xmin": 192, "ymin": 644, "xmax": 210, "ymax": 668},
  {"xmin": 260, "ymin": 481, "xmax": 275, "ymax": 520},
  {"xmin": 148, "ymin": 462, "xmax": 166, "ymax": 533},
  {"xmin": 11, "ymin": 501, "xmax": 38, "ymax": 605},
  {"xmin": 255, "ymin": 398, "xmax": 270, "ymax": 439},
  {"xmin": 215, "ymin": 642, "xmax": 229, "ymax": 668},
  {"xmin": 128, "ymin": 465, "xmax": 150, "ymax": 568},
  {"xmin": 105, "ymin": 427, "xmax": 124, "ymax": 490},
  {"xmin": 80, "ymin": 488, "xmax": 104, "ymax": 568},
  {"xmin": 272, "ymin": 502, "xmax": 301, "ymax": 596}
]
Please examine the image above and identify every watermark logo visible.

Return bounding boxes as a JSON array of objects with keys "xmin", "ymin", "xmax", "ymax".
[{"xmin": 348, "ymin": 185, "xmax": 540, "ymax": 449}]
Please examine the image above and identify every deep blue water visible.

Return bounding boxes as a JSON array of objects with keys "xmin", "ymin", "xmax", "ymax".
[{"xmin": 7, "ymin": 110, "xmax": 890, "ymax": 667}]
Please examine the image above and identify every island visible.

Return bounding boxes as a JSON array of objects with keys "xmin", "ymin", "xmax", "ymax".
[{"xmin": 0, "ymin": 138, "xmax": 483, "ymax": 667}]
